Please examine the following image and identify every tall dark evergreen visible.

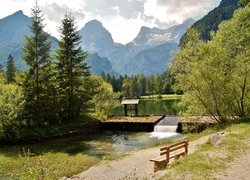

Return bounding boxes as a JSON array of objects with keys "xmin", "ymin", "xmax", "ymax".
[
  {"xmin": 22, "ymin": 1, "xmax": 52, "ymax": 125},
  {"xmin": 0, "ymin": 64, "xmax": 4, "ymax": 74},
  {"xmin": 6, "ymin": 54, "xmax": 16, "ymax": 83},
  {"xmin": 55, "ymin": 13, "xmax": 90, "ymax": 121}
]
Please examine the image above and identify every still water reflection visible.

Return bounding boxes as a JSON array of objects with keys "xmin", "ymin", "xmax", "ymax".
[{"xmin": 113, "ymin": 99, "xmax": 180, "ymax": 116}]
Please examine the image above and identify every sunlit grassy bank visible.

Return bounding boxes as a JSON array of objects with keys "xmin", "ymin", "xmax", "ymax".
[
  {"xmin": 161, "ymin": 119, "xmax": 250, "ymax": 179},
  {"xmin": 140, "ymin": 94, "xmax": 183, "ymax": 100}
]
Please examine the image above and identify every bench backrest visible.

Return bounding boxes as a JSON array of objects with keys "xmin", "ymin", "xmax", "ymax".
[{"xmin": 160, "ymin": 140, "xmax": 189, "ymax": 156}]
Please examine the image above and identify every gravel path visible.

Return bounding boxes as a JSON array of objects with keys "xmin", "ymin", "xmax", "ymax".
[
  {"xmin": 215, "ymin": 140, "xmax": 250, "ymax": 180},
  {"xmin": 68, "ymin": 135, "xmax": 211, "ymax": 180}
]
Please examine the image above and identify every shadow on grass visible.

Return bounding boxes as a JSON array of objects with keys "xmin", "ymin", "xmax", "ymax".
[{"xmin": 0, "ymin": 132, "xmax": 112, "ymax": 158}]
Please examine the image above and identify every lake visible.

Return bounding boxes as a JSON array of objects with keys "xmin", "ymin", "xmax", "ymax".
[{"xmin": 113, "ymin": 98, "xmax": 180, "ymax": 116}]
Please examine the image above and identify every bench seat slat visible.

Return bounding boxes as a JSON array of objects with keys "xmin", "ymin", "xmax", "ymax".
[{"xmin": 150, "ymin": 156, "xmax": 166, "ymax": 162}]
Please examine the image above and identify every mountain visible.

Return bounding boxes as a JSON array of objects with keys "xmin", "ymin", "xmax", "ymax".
[
  {"xmin": 132, "ymin": 18, "xmax": 195, "ymax": 46},
  {"xmin": 85, "ymin": 53, "xmax": 118, "ymax": 76},
  {"xmin": 0, "ymin": 10, "xmax": 57, "ymax": 68},
  {"xmin": 107, "ymin": 19, "xmax": 194, "ymax": 75},
  {"xmin": 0, "ymin": 12, "xmax": 193, "ymax": 76},
  {"xmin": 78, "ymin": 18, "xmax": 194, "ymax": 75},
  {"xmin": 79, "ymin": 20, "xmax": 121, "ymax": 57},
  {"xmin": 0, "ymin": 11, "xmax": 115, "ymax": 76},
  {"xmin": 180, "ymin": 0, "xmax": 240, "ymax": 45}
]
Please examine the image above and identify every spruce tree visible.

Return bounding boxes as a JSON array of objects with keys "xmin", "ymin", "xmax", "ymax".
[
  {"xmin": 22, "ymin": 1, "xmax": 52, "ymax": 125},
  {"xmin": 55, "ymin": 13, "xmax": 90, "ymax": 121},
  {"xmin": 6, "ymin": 54, "xmax": 16, "ymax": 83},
  {"xmin": 0, "ymin": 64, "xmax": 4, "ymax": 74}
]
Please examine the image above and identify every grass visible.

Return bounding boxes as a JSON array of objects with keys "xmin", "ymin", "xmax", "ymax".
[
  {"xmin": 103, "ymin": 115, "xmax": 162, "ymax": 123},
  {"xmin": 0, "ymin": 151, "xmax": 99, "ymax": 179},
  {"xmin": 140, "ymin": 94, "xmax": 182, "ymax": 100},
  {"xmin": 160, "ymin": 119, "xmax": 250, "ymax": 180},
  {"xmin": 0, "ymin": 133, "xmax": 115, "ymax": 179}
]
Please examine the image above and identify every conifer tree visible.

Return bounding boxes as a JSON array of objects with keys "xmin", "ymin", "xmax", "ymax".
[
  {"xmin": 6, "ymin": 54, "xmax": 16, "ymax": 83},
  {"xmin": 0, "ymin": 64, "xmax": 4, "ymax": 74},
  {"xmin": 55, "ymin": 13, "xmax": 90, "ymax": 121},
  {"xmin": 22, "ymin": 1, "xmax": 52, "ymax": 125}
]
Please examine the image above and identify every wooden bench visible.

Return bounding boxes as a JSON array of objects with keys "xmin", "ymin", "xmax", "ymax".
[{"xmin": 150, "ymin": 140, "xmax": 189, "ymax": 172}]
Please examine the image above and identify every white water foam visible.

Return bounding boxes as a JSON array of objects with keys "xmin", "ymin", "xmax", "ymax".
[
  {"xmin": 150, "ymin": 132, "xmax": 179, "ymax": 139},
  {"xmin": 150, "ymin": 124, "xmax": 179, "ymax": 139},
  {"xmin": 154, "ymin": 125, "xmax": 177, "ymax": 133}
]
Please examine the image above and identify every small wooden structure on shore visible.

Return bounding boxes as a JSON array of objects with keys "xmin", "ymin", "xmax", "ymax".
[{"xmin": 121, "ymin": 99, "xmax": 140, "ymax": 116}]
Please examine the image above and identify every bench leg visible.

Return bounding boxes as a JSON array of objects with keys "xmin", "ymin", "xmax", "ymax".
[{"xmin": 154, "ymin": 161, "xmax": 167, "ymax": 172}]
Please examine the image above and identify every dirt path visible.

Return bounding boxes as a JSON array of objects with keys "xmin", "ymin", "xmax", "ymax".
[
  {"xmin": 68, "ymin": 135, "xmax": 211, "ymax": 180},
  {"xmin": 214, "ymin": 140, "xmax": 250, "ymax": 180}
]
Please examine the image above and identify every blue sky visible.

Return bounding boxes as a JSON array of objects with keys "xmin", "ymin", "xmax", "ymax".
[{"xmin": 0, "ymin": 0, "xmax": 221, "ymax": 44}]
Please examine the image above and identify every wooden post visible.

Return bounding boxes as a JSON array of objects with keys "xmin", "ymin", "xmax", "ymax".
[
  {"xmin": 185, "ymin": 140, "xmax": 188, "ymax": 154},
  {"xmin": 166, "ymin": 147, "xmax": 170, "ymax": 165},
  {"xmin": 124, "ymin": 104, "xmax": 128, "ymax": 116},
  {"xmin": 135, "ymin": 104, "xmax": 138, "ymax": 116}
]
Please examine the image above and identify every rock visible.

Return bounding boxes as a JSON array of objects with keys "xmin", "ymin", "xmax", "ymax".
[{"xmin": 210, "ymin": 132, "xmax": 229, "ymax": 147}]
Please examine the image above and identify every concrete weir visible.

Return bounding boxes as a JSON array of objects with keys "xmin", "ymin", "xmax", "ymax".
[
  {"xmin": 155, "ymin": 116, "xmax": 183, "ymax": 132},
  {"xmin": 150, "ymin": 116, "xmax": 183, "ymax": 138},
  {"xmin": 100, "ymin": 115, "xmax": 183, "ymax": 132}
]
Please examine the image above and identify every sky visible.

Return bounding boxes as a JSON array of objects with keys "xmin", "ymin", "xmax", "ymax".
[{"xmin": 0, "ymin": 0, "xmax": 221, "ymax": 44}]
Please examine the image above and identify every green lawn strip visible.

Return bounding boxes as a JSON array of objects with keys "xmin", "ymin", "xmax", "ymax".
[
  {"xmin": 140, "ymin": 94, "xmax": 182, "ymax": 100},
  {"xmin": 0, "ymin": 152, "xmax": 99, "ymax": 179},
  {"xmin": 160, "ymin": 122, "xmax": 250, "ymax": 180}
]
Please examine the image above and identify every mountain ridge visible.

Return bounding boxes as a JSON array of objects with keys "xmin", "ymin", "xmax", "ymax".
[{"xmin": 0, "ymin": 11, "xmax": 194, "ymax": 75}]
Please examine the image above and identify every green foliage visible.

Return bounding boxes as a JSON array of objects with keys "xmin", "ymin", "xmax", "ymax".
[
  {"xmin": 90, "ymin": 76, "xmax": 119, "ymax": 118},
  {"xmin": 55, "ymin": 13, "xmax": 90, "ymax": 121},
  {"xmin": 0, "ymin": 76, "xmax": 24, "ymax": 140},
  {"xmin": 172, "ymin": 6, "xmax": 250, "ymax": 122}
]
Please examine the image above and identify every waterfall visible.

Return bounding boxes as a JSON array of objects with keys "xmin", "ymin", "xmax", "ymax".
[
  {"xmin": 153, "ymin": 125, "xmax": 178, "ymax": 133},
  {"xmin": 150, "ymin": 116, "xmax": 180, "ymax": 139}
]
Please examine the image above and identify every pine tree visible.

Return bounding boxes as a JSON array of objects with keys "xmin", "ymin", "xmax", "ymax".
[
  {"xmin": 55, "ymin": 13, "xmax": 90, "ymax": 121},
  {"xmin": 6, "ymin": 54, "xmax": 16, "ymax": 83},
  {"xmin": 22, "ymin": 1, "xmax": 52, "ymax": 125},
  {"xmin": 0, "ymin": 64, "xmax": 4, "ymax": 74}
]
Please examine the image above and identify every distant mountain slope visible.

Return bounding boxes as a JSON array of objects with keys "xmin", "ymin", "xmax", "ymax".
[
  {"xmin": 109, "ymin": 19, "xmax": 194, "ymax": 75},
  {"xmin": 85, "ymin": 53, "xmax": 118, "ymax": 76},
  {"xmin": 0, "ymin": 10, "xmax": 57, "ymax": 68},
  {"xmin": 122, "ymin": 42, "xmax": 178, "ymax": 75},
  {"xmin": 180, "ymin": 0, "xmax": 239, "ymax": 45}
]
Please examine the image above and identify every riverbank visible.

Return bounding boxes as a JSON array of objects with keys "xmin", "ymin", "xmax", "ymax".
[
  {"xmin": 69, "ymin": 119, "xmax": 250, "ymax": 179},
  {"xmin": 0, "ymin": 119, "xmax": 249, "ymax": 179},
  {"xmin": 160, "ymin": 121, "xmax": 250, "ymax": 179}
]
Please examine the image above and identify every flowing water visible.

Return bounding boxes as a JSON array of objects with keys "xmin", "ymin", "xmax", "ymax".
[{"xmin": 150, "ymin": 116, "xmax": 181, "ymax": 139}]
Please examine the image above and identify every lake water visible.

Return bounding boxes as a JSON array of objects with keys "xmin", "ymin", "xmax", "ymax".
[{"xmin": 113, "ymin": 98, "xmax": 180, "ymax": 116}]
